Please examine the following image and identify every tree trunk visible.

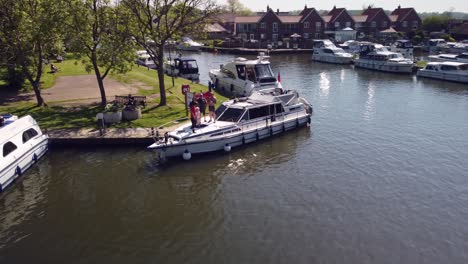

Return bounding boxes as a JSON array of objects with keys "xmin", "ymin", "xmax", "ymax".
[
  {"xmin": 32, "ymin": 80, "xmax": 45, "ymax": 107},
  {"xmin": 157, "ymin": 45, "xmax": 167, "ymax": 106},
  {"xmin": 92, "ymin": 53, "xmax": 107, "ymax": 106}
]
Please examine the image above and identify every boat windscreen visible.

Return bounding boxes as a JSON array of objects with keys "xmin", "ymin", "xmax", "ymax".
[
  {"xmin": 217, "ymin": 108, "xmax": 245, "ymax": 122},
  {"xmin": 255, "ymin": 64, "xmax": 274, "ymax": 79}
]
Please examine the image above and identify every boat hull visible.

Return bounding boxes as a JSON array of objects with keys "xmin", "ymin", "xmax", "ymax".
[
  {"xmin": 312, "ymin": 54, "xmax": 353, "ymax": 64},
  {"xmin": 417, "ymin": 70, "xmax": 468, "ymax": 84},
  {"xmin": 354, "ymin": 59, "xmax": 413, "ymax": 73},
  {"xmin": 149, "ymin": 114, "xmax": 311, "ymax": 159},
  {"xmin": 0, "ymin": 136, "xmax": 48, "ymax": 192}
]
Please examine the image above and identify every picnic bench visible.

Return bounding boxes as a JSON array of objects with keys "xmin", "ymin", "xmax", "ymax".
[{"xmin": 115, "ymin": 95, "xmax": 147, "ymax": 108}]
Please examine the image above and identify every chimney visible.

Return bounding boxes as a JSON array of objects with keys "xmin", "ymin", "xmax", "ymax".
[
  {"xmin": 267, "ymin": 5, "xmax": 269, "ymax": 11},
  {"xmin": 305, "ymin": 4, "xmax": 307, "ymax": 10},
  {"xmin": 333, "ymin": 5, "xmax": 336, "ymax": 10},
  {"xmin": 398, "ymin": 5, "xmax": 401, "ymax": 9},
  {"xmin": 368, "ymin": 5, "xmax": 371, "ymax": 9},
  {"xmin": 277, "ymin": 8, "xmax": 279, "ymax": 14}
]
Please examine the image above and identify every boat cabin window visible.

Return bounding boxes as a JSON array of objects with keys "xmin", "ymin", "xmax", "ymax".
[
  {"xmin": 323, "ymin": 49, "xmax": 333, "ymax": 54},
  {"xmin": 22, "ymin": 128, "xmax": 39, "ymax": 143},
  {"xmin": 255, "ymin": 64, "xmax": 276, "ymax": 83},
  {"xmin": 2, "ymin": 141, "xmax": 17, "ymax": 157},
  {"xmin": 236, "ymin": 65, "xmax": 246, "ymax": 80},
  {"xmin": 248, "ymin": 105, "xmax": 270, "ymax": 120},
  {"xmin": 271, "ymin": 103, "xmax": 284, "ymax": 114},
  {"xmin": 459, "ymin": 64, "xmax": 468, "ymax": 70},
  {"xmin": 246, "ymin": 67, "xmax": 256, "ymax": 82},
  {"xmin": 215, "ymin": 104, "xmax": 227, "ymax": 118},
  {"xmin": 425, "ymin": 65, "xmax": 435, "ymax": 70},
  {"xmin": 182, "ymin": 60, "xmax": 198, "ymax": 69},
  {"xmin": 217, "ymin": 107, "xmax": 245, "ymax": 122},
  {"xmin": 440, "ymin": 65, "xmax": 458, "ymax": 71},
  {"xmin": 458, "ymin": 54, "xmax": 468, "ymax": 59},
  {"xmin": 221, "ymin": 68, "xmax": 236, "ymax": 79}
]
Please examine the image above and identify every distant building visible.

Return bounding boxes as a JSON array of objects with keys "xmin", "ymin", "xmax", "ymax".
[{"xmin": 389, "ymin": 5, "xmax": 422, "ymax": 33}]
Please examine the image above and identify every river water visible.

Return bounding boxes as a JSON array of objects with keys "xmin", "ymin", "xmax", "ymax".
[{"xmin": 1, "ymin": 52, "xmax": 468, "ymax": 263}]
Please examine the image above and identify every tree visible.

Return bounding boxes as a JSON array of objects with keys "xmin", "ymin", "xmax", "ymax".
[
  {"xmin": 122, "ymin": 0, "xmax": 219, "ymax": 106},
  {"xmin": 223, "ymin": 0, "xmax": 251, "ymax": 15},
  {"xmin": 65, "ymin": 0, "xmax": 136, "ymax": 106},
  {"xmin": 422, "ymin": 15, "xmax": 450, "ymax": 32},
  {"xmin": 0, "ymin": 0, "xmax": 65, "ymax": 106}
]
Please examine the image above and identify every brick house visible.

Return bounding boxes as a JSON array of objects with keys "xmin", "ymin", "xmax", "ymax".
[
  {"xmin": 322, "ymin": 6, "xmax": 355, "ymax": 33},
  {"xmin": 300, "ymin": 6, "xmax": 325, "ymax": 40},
  {"xmin": 390, "ymin": 5, "xmax": 422, "ymax": 33},
  {"xmin": 361, "ymin": 7, "xmax": 392, "ymax": 37}
]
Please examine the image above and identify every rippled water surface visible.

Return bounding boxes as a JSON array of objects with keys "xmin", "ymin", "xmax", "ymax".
[{"xmin": 1, "ymin": 52, "xmax": 468, "ymax": 264}]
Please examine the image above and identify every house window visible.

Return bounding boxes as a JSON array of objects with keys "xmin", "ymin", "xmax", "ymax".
[
  {"xmin": 355, "ymin": 22, "xmax": 362, "ymax": 28},
  {"xmin": 371, "ymin": 21, "xmax": 377, "ymax": 28},
  {"xmin": 412, "ymin": 21, "xmax": 419, "ymax": 28},
  {"xmin": 261, "ymin": 22, "xmax": 266, "ymax": 29},
  {"xmin": 273, "ymin": 22, "xmax": 278, "ymax": 32},
  {"xmin": 315, "ymin": 22, "xmax": 321, "ymax": 31},
  {"xmin": 304, "ymin": 22, "xmax": 310, "ymax": 29},
  {"xmin": 345, "ymin": 21, "xmax": 351, "ymax": 28},
  {"xmin": 260, "ymin": 33, "xmax": 266, "ymax": 39},
  {"xmin": 304, "ymin": 33, "xmax": 309, "ymax": 39},
  {"xmin": 402, "ymin": 21, "xmax": 408, "ymax": 28},
  {"xmin": 315, "ymin": 33, "xmax": 321, "ymax": 38},
  {"xmin": 382, "ymin": 21, "xmax": 388, "ymax": 28},
  {"xmin": 250, "ymin": 34, "xmax": 255, "ymax": 40},
  {"xmin": 3, "ymin": 141, "xmax": 17, "ymax": 157},
  {"xmin": 272, "ymin": 33, "xmax": 278, "ymax": 40},
  {"xmin": 334, "ymin": 21, "xmax": 340, "ymax": 28}
]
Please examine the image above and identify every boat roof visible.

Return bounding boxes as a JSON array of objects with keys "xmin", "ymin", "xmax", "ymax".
[
  {"xmin": 175, "ymin": 57, "xmax": 196, "ymax": 61},
  {"xmin": 230, "ymin": 57, "xmax": 271, "ymax": 65},
  {"xmin": 427, "ymin": 61, "xmax": 468, "ymax": 66},
  {"xmin": 0, "ymin": 115, "xmax": 38, "ymax": 145}
]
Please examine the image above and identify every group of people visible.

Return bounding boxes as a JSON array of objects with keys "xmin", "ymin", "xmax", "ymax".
[{"xmin": 189, "ymin": 91, "xmax": 217, "ymax": 133}]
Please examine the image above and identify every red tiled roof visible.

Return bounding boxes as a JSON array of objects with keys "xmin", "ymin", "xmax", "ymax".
[
  {"xmin": 217, "ymin": 13, "xmax": 236, "ymax": 23},
  {"xmin": 390, "ymin": 7, "xmax": 414, "ymax": 21},
  {"xmin": 279, "ymin": 15, "xmax": 302, "ymax": 23},
  {"xmin": 234, "ymin": 16, "xmax": 261, "ymax": 23},
  {"xmin": 353, "ymin": 15, "xmax": 368, "ymax": 23},
  {"xmin": 322, "ymin": 15, "xmax": 332, "ymax": 23},
  {"xmin": 362, "ymin": 7, "xmax": 384, "ymax": 22},
  {"xmin": 389, "ymin": 15, "xmax": 398, "ymax": 22}
]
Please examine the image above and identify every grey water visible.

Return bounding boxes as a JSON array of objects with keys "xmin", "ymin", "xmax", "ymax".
[{"xmin": 1, "ymin": 51, "xmax": 468, "ymax": 264}]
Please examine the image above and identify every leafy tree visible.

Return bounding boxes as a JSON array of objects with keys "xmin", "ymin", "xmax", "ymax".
[
  {"xmin": 422, "ymin": 15, "xmax": 450, "ymax": 32},
  {"xmin": 65, "ymin": 0, "xmax": 136, "ymax": 106},
  {"xmin": 0, "ymin": 0, "xmax": 65, "ymax": 106},
  {"xmin": 223, "ymin": 0, "xmax": 251, "ymax": 15},
  {"xmin": 122, "ymin": 0, "xmax": 219, "ymax": 106}
]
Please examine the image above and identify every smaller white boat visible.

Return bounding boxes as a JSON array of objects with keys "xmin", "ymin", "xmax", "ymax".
[
  {"xmin": 424, "ymin": 39, "xmax": 448, "ymax": 53},
  {"xmin": 339, "ymin": 40, "xmax": 366, "ymax": 55},
  {"xmin": 136, "ymin": 50, "xmax": 156, "ymax": 69},
  {"xmin": 1, "ymin": 115, "xmax": 48, "ymax": 192},
  {"xmin": 417, "ymin": 62, "xmax": 468, "ymax": 83},
  {"xmin": 147, "ymin": 87, "xmax": 313, "ymax": 160},
  {"xmin": 209, "ymin": 53, "xmax": 281, "ymax": 97},
  {"xmin": 164, "ymin": 57, "xmax": 200, "ymax": 81},
  {"xmin": 312, "ymin": 40, "xmax": 353, "ymax": 64},
  {"xmin": 354, "ymin": 43, "xmax": 414, "ymax": 73},
  {"xmin": 389, "ymin": 40, "xmax": 414, "ymax": 60},
  {"xmin": 176, "ymin": 37, "xmax": 203, "ymax": 51},
  {"xmin": 428, "ymin": 53, "xmax": 468, "ymax": 63}
]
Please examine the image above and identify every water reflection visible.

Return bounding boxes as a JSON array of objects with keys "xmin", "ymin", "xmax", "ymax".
[
  {"xmin": 364, "ymin": 81, "xmax": 376, "ymax": 121},
  {"xmin": 319, "ymin": 72, "xmax": 330, "ymax": 97}
]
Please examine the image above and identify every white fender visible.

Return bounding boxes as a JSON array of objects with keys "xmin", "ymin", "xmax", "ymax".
[
  {"xmin": 182, "ymin": 150, "xmax": 191, "ymax": 160},
  {"xmin": 224, "ymin": 144, "xmax": 231, "ymax": 152}
]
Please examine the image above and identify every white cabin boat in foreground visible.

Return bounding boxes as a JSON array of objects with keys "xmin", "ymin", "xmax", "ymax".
[
  {"xmin": 148, "ymin": 88, "xmax": 313, "ymax": 160},
  {"xmin": 312, "ymin": 40, "xmax": 353, "ymax": 64},
  {"xmin": 0, "ymin": 115, "xmax": 48, "ymax": 192},
  {"xmin": 209, "ymin": 53, "xmax": 281, "ymax": 97},
  {"xmin": 417, "ymin": 62, "xmax": 468, "ymax": 84}
]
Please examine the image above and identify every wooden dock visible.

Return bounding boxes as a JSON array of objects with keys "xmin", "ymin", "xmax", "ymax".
[{"xmin": 47, "ymin": 127, "xmax": 171, "ymax": 146}]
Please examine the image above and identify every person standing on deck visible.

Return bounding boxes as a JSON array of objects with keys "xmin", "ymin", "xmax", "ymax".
[
  {"xmin": 197, "ymin": 93, "xmax": 207, "ymax": 122},
  {"xmin": 208, "ymin": 95, "xmax": 217, "ymax": 122},
  {"xmin": 189, "ymin": 101, "xmax": 198, "ymax": 132}
]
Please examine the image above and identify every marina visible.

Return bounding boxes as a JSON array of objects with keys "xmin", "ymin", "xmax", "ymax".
[{"xmin": 1, "ymin": 51, "xmax": 468, "ymax": 263}]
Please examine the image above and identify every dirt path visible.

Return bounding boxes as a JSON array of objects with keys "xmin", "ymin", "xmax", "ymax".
[{"xmin": 37, "ymin": 76, "xmax": 138, "ymax": 104}]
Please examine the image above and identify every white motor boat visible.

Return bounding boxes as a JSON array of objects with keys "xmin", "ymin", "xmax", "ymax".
[
  {"xmin": 312, "ymin": 40, "xmax": 353, "ymax": 64},
  {"xmin": 417, "ymin": 62, "xmax": 468, "ymax": 83},
  {"xmin": 164, "ymin": 57, "xmax": 200, "ymax": 81},
  {"xmin": 0, "ymin": 115, "xmax": 48, "ymax": 192},
  {"xmin": 389, "ymin": 40, "xmax": 414, "ymax": 60},
  {"xmin": 136, "ymin": 50, "xmax": 156, "ymax": 69},
  {"xmin": 428, "ymin": 53, "xmax": 468, "ymax": 63},
  {"xmin": 176, "ymin": 37, "xmax": 203, "ymax": 51},
  {"xmin": 209, "ymin": 53, "xmax": 282, "ymax": 97},
  {"xmin": 147, "ymin": 87, "xmax": 313, "ymax": 160},
  {"xmin": 354, "ymin": 43, "xmax": 414, "ymax": 73},
  {"xmin": 424, "ymin": 39, "xmax": 448, "ymax": 53},
  {"xmin": 339, "ymin": 40, "xmax": 366, "ymax": 55}
]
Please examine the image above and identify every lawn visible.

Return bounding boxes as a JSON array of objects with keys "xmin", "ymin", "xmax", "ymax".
[{"xmin": 1, "ymin": 58, "xmax": 228, "ymax": 129}]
